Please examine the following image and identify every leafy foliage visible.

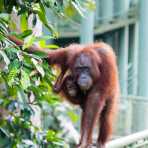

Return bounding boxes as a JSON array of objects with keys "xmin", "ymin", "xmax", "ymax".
[
  {"xmin": 0, "ymin": 30, "xmax": 63, "ymax": 146},
  {"xmin": 0, "ymin": 0, "xmax": 96, "ymax": 147}
]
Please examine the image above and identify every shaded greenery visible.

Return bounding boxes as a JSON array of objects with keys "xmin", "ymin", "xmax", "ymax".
[{"xmin": 0, "ymin": 15, "xmax": 63, "ymax": 147}]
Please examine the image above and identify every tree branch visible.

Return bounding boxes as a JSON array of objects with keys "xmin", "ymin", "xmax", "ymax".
[{"xmin": 7, "ymin": 35, "xmax": 51, "ymax": 54}]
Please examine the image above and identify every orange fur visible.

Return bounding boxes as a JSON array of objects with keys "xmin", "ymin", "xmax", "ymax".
[{"xmin": 47, "ymin": 43, "xmax": 120, "ymax": 148}]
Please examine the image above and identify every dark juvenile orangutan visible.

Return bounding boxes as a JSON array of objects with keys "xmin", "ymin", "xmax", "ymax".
[{"xmin": 7, "ymin": 35, "xmax": 119, "ymax": 148}]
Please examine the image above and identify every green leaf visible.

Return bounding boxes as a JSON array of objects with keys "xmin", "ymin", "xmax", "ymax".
[
  {"xmin": 22, "ymin": 140, "xmax": 36, "ymax": 146},
  {"xmin": 33, "ymin": 4, "xmax": 48, "ymax": 25},
  {"xmin": 0, "ymin": 128, "xmax": 10, "ymax": 137},
  {"xmin": 0, "ymin": 0, "xmax": 4, "ymax": 12},
  {"xmin": 5, "ymin": 47, "xmax": 19, "ymax": 60},
  {"xmin": 7, "ymin": 68, "xmax": 18, "ymax": 86},
  {"xmin": 18, "ymin": 30, "xmax": 32, "ymax": 39},
  {"xmin": 7, "ymin": 60, "xmax": 20, "ymax": 86},
  {"xmin": 71, "ymin": 1, "xmax": 84, "ymax": 17},
  {"xmin": 23, "ymin": 35, "xmax": 36, "ymax": 50},
  {"xmin": 84, "ymin": 0, "xmax": 96, "ymax": 10},
  {"xmin": 33, "ymin": 4, "xmax": 58, "ymax": 38},
  {"xmin": 8, "ymin": 86, "xmax": 17, "ymax": 97},
  {"xmin": 46, "ymin": 130, "xmax": 61, "ymax": 142},
  {"xmin": 24, "ymin": 52, "xmax": 45, "ymax": 60},
  {"xmin": 0, "ymin": 50, "xmax": 10, "ymax": 66},
  {"xmin": 43, "ymin": 44, "xmax": 59, "ymax": 49},
  {"xmin": 8, "ymin": 19, "xmax": 17, "ymax": 32},
  {"xmin": 39, "ymin": 40, "xmax": 59, "ymax": 49},
  {"xmin": 67, "ymin": 111, "xmax": 79, "ymax": 123},
  {"xmin": 20, "ymin": 13, "xmax": 28, "ymax": 32},
  {"xmin": 17, "ymin": 89, "xmax": 28, "ymax": 104},
  {"xmin": 64, "ymin": 3, "xmax": 76, "ymax": 17},
  {"xmin": 0, "ymin": 33, "xmax": 5, "ymax": 41},
  {"xmin": 20, "ymin": 69, "xmax": 31, "ymax": 90},
  {"xmin": 0, "ymin": 13, "xmax": 9, "ymax": 22},
  {"xmin": 29, "ymin": 51, "xmax": 47, "ymax": 59},
  {"xmin": 35, "ymin": 35, "xmax": 55, "ymax": 41},
  {"xmin": 31, "ymin": 58, "xmax": 45, "ymax": 77}
]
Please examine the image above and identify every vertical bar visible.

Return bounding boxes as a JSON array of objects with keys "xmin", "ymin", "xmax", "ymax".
[
  {"xmin": 133, "ymin": 23, "xmax": 139, "ymax": 95},
  {"xmin": 100, "ymin": 0, "xmax": 113, "ymax": 23},
  {"xmin": 80, "ymin": 10, "xmax": 95, "ymax": 44},
  {"xmin": 138, "ymin": 0, "xmax": 148, "ymax": 97},
  {"xmin": 114, "ymin": 0, "xmax": 131, "ymax": 135},
  {"xmin": 118, "ymin": 27, "xmax": 132, "ymax": 135},
  {"xmin": 105, "ymin": 32, "xmax": 114, "ymax": 48},
  {"xmin": 95, "ymin": 0, "xmax": 100, "ymax": 22},
  {"xmin": 114, "ymin": 0, "xmax": 130, "ymax": 18},
  {"xmin": 118, "ymin": 27, "xmax": 129, "ymax": 96},
  {"xmin": 114, "ymin": 0, "xmax": 130, "ymax": 93},
  {"xmin": 128, "ymin": 23, "xmax": 139, "ymax": 95},
  {"xmin": 133, "ymin": 0, "xmax": 148, "ymax": 132}
]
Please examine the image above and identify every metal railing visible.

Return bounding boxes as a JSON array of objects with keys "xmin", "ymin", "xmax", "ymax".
[
  {"xmin": 107, "ymin": 130, "xmax": 148, "ymax": 148},
  {"xmin": 115, "ymin": 96, "xmax": 148, "ymax": 136}
]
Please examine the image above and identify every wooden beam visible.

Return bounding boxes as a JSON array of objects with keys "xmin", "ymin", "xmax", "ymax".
[{"xmin": 59, "ymin": 17, "xmax": 137, "ymax": 38}]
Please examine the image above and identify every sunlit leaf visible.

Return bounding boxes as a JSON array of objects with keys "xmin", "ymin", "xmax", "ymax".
[
  {"xmin": 20, "ymin": 13, "xmax": 28, "ymax": 32},
  {"xmin": 18, "ymin": 30, "xmax": 32, "ymax": 39},
  {"xmin": 71, "ymin": 1, "xmax": 84, "ymax": 17},
  {"xmin": 9, "ymin": 18, "xmax": 17, "ymax": 31},
  {"xmin": 7, "ymin": 68, "xmax": 18, "ymax": 86},
  {"xmin": 7, "ymin": 60, "xmax": 20, "ymax": 86},
  {"xmin": 64, "ymin": 3, "xmax": 76, "ymax": 17},
  {"xmin": 0, "ymin": 13, "xmax": 9, "ymax": 22},
  {"xmin": 67, "ymin": 111, "xmax": 79, "ymax": 123},
  {"xmin": 84, "ymin": 0, "xmax": 96, "ymax": 10},
  {"xmin": 23, "ymin": 35, "xmax": 36, "ymax": 50},
  {"xmin": 39, "ymin": 40, "xmax": 59, "ymax": 49},
  {"xmin": 46, "ymin": 130, "xmax": 61, "ymax": 142}
]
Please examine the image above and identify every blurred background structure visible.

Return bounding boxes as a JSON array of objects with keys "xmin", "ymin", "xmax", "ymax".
[
  {"xmin": 47, "ymin": 0, "xmax": 147, "ymax": 138},
  {"xmin": 53, "ymin": 1, "xmax": 148, "ymax": 147}
]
